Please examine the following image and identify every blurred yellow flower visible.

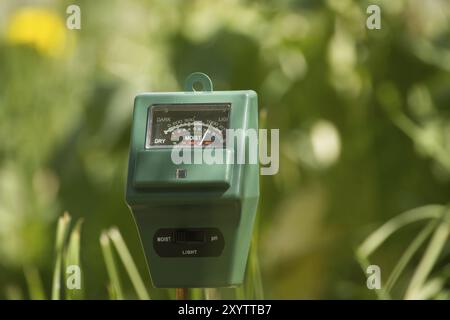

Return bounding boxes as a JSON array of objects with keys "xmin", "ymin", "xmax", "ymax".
[{"xmin": 6, "ymin": 7, "xmax": 67, "ymax": 57}]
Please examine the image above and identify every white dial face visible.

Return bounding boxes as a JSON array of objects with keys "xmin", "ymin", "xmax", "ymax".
[{"xmin": 146, "ymin": 104, "xmax": 230, "ymax": 148}]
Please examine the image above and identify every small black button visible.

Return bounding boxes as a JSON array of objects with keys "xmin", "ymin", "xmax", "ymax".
[{"xmin": 176, "ymin": 169, "xmax": 187, "ymax": 179}]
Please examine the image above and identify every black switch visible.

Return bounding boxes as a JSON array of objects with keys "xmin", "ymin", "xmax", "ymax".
[
  {"xmin": 185, "ymin": 230, "xmax": 205, "ymax": 242},
  {"xmin": 175, "ymin": 230, "xmax": 186, "ymax": 242},
  {"xmin": 175, "ymin": 230, "xmax": 205, "ymax": 243}
]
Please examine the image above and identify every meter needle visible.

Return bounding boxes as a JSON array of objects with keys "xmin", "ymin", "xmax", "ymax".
[{"xmin": 199, "ymin": 123, "xmax": 211, "ymax": 146}]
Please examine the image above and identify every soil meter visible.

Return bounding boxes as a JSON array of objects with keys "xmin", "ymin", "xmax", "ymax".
[{"xmin": 125, "ymin": 72, "xmax": 259, "ymax": 287}]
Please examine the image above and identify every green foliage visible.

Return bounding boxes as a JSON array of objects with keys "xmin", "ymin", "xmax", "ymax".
[
  {"xmin": 65, "ymin": 220, "xmax": 83, "ymax": 299},
  {"xmin": 105, "ymin": 228, "xmax": 150, "ymax": 300},
  {"xmin": 51, "ymin": 213, "xmax": 71, "ymax": 300},
  {"xmin": 0, "ymin": 0, "xmax": 449, "ymax": 299},
  {"xmin": 24, "ymin": 267, "xmax": 46, "ymax": 300},
  {"xmin": 100, "ymin": 232, "xmax": 124, "ymax": 299},
  {"xmin": 357, "ymin": 205, "xmax": 450, "ymax": 299}
]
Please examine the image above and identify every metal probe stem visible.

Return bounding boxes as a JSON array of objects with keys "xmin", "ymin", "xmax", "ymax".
[{"xmin": 176, "ymin": 288, "xmax": 188, "ymax": 300}]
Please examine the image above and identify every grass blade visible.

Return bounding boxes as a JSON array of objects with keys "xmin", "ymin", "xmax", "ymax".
[
  {"xmin": 65, "ymin": 219, "xmax": 83, "ymax": 300},
  {"xmin": 234, "ymin": 285, "xmax": 245, "ymax": 300},
  {"xmin": 242, "ymin": 209, "xmax": 263, "ymax": 300},
  {"xmin": 243, "ymin": 242, "xmax": 264, "ymax": 299},
  {"xmin": 100, "ymin": 231, "xmax": 124, "ymax": 300},
  {"xmin": 249, "ymin": 242, "xmax": 264, "ymax": 299},
  {"xmin": 189, "ymin": 288, "xmax": 204, "ymax": 300},
  {"xmin": 203, "ymin": 288, "xmax": 218, "ymax": 300},
  {"xmin": 23, "ymin": 266, "xmax": 46, "ymax": 300},
  {"xmin": 108, "ymin": 228, "xmax": 150, "ymax": 300},
  {"xmin": 404, "ymin": 216, "xmax": 450, "ymax": 299},
  {"xmin": 52, "ymin": 212, "xmax": 71, "ymax": 300},
  {"xmin": 384, "ymin": 220, "xmax": 438, "ymax": 294},
  {"xmin": 413, "ymin": 277, "xmax": 446, "ymax": 300},
  {"xmin": 357, "ymin": 205, "xmax": 444, "ymax": 259},
  {"xmin": 244, "ymin": 250, "xmax": 254, "ymax": 299}
]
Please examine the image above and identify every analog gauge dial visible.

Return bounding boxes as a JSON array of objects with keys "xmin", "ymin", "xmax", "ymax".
[{"xmin": 146, "ymin": 104, "xmax": 230, "ymax": 148}]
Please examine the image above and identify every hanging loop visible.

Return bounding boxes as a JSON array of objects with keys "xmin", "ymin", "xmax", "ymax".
[{"xmin": 184, "ymin": 72, "xmax": 213, "ymax": 92}]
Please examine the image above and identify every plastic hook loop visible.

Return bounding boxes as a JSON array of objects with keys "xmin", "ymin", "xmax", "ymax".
[{"xmin": 184, "ymin": 72, "xmax": 213, "ymax": 92}]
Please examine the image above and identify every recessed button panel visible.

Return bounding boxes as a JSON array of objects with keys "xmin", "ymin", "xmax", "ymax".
[{"xmin": 153, "ymin": 228, "xmax": 224, "ymax": 257}]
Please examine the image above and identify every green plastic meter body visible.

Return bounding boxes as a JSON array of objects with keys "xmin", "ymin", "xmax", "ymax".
[{"xmin": 125, "ymin": 73, "xmax": 259, "ymax": 288}]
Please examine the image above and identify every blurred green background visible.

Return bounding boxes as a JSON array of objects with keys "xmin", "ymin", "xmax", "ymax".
[{"xmin": 0, "ymin": 0, "xmax": 449, "ymax": 299}]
